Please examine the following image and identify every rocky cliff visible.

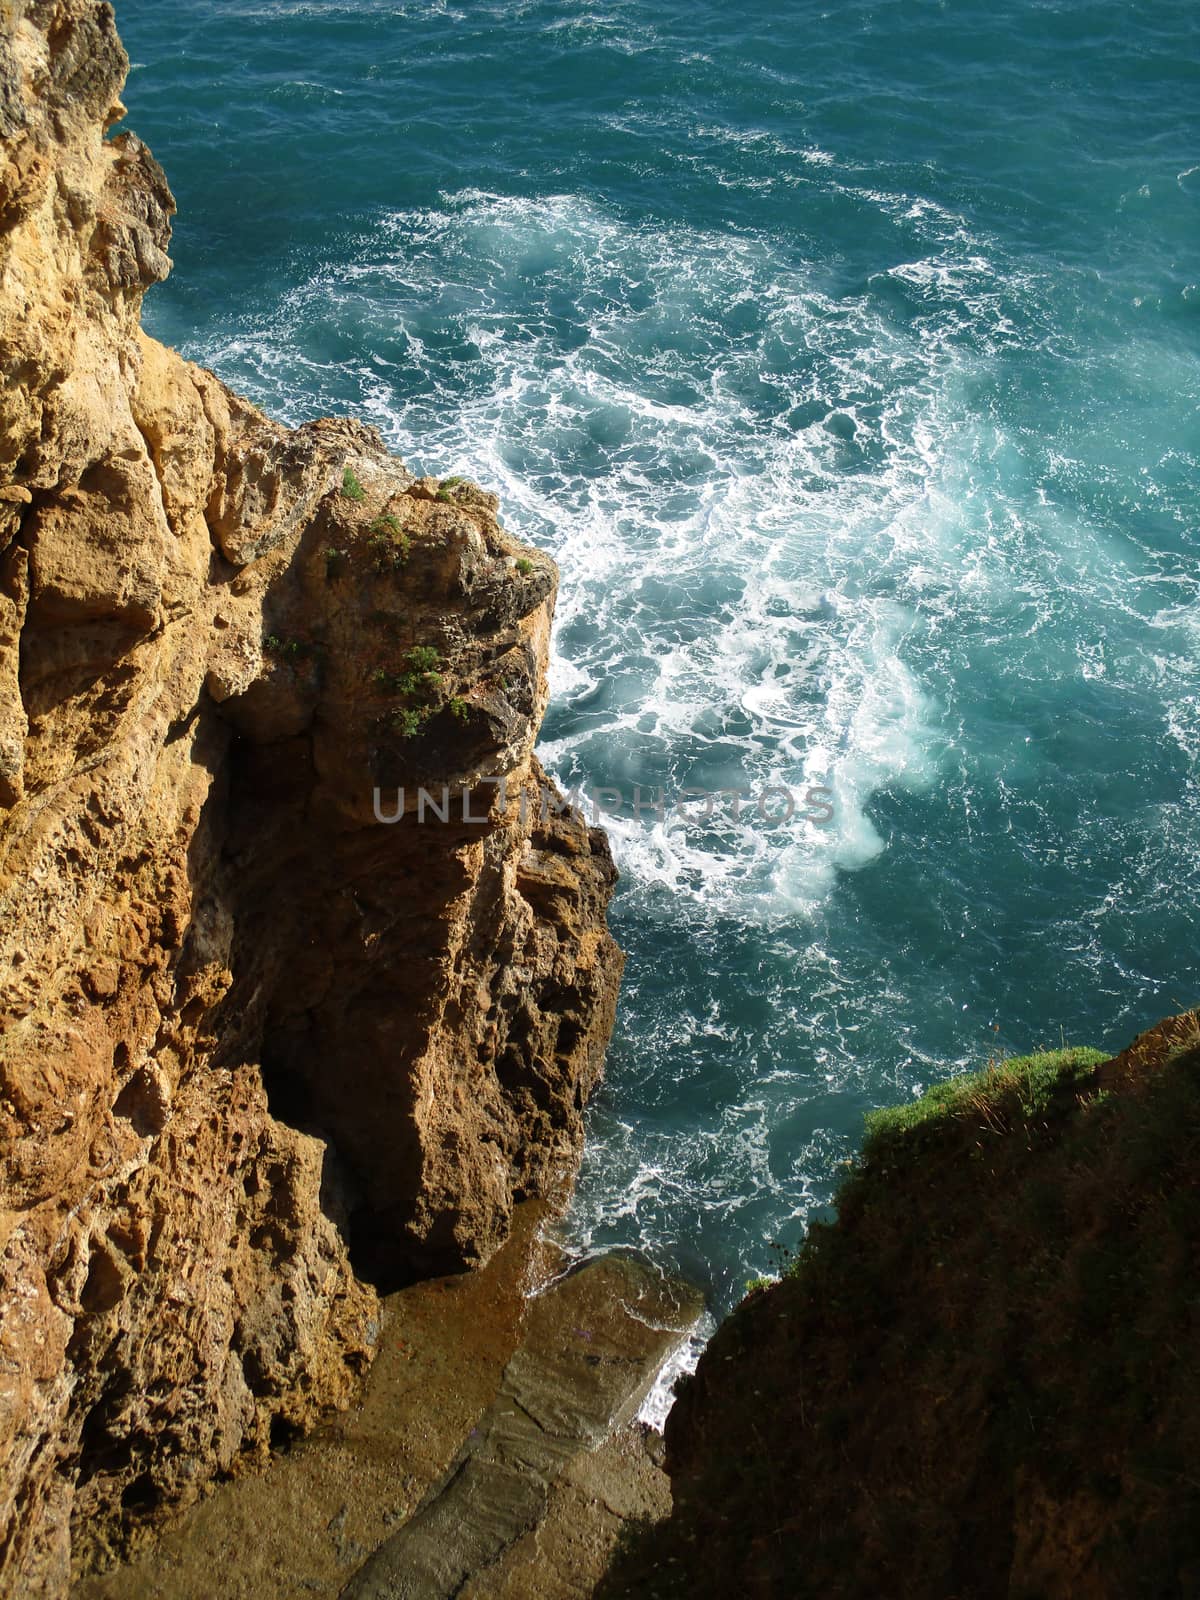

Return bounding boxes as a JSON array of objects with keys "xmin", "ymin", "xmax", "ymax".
[
  {"xmin": 0, "ymin": 4, "xmax": 622, "ymax": 1593},
  {"xmin": 601, "ymin": 1012, "xmax": 1200, "ymax": 1600}
]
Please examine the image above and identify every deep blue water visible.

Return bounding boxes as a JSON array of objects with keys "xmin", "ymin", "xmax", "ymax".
[{"xmin": 120, "ymin": 0, "xmax": 1200, "ymax": 1314}]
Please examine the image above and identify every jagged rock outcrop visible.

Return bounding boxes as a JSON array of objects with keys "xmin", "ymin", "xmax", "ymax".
[{"xmin": 0, "ymin": 4, "xmax": 622, "ymax": 1594}]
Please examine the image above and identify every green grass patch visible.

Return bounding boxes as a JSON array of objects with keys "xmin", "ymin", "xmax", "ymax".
[{"xmin": 862, "ymin": 1047, "xmax": 1106, "ymax": 1156}]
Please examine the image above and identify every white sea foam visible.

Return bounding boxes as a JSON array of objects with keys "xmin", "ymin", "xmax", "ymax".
[
  {"xmin": 199, "ymin": 188, "xmax": 1111, "ymax": 933},
  {"xmin": 173, "ymin": 170, "xmax": 1200, "ymax": 1322},
  {"xmin": 637, "ymin": 1318, "xmax": 716, "ymax": 1431}
]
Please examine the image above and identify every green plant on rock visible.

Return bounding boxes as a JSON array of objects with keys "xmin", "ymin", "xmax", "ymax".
[
  {"xmin": 767, "ymin": 1239, "xmax": 797, "ymax": 1275},
  {"xmin": 391, "ymin": 706, "xmax": 431, "ymax": 739},
  {"xmin": 436, "ymin": 475, "xmax": 466, "ymax": 503},
  {"xmin": 401, "ymin": 646, "xmax": 436, "ymax": 674},
  {"xmin": 366, "ymin": 514, "xmax": 411, "ymax": 572},
  {"xmin": 515, "ymin": 556, "xmax": 534, "ymax": 575},
  {"xmin": 341, "ymin": 465, "xmax": 366, "ymax": 501},
  {"xmin": 370, "ymin": 645, "xmax": 453, "ymax": 740},
  {"xmin": 368, "ymin": 512, "xmax": 404, "ymax": 537},
  {"xmin": 372, "ymin": 665, "xmax": 441, "ymax": 697},
  {"xmin": 264, "ymin": 632, "xmax": 323, "ymax": 667},
  {"xmin": 369, "ymin": 641, "xmax": 472, "ymax": 742}
]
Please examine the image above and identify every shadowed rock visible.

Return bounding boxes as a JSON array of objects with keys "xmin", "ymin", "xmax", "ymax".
[{"xmin": 341, "ymin": 1255, "xmax": 703, "ymax": 1600}]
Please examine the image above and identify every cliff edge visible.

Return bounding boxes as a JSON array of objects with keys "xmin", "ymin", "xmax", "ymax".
[
  {"xmin": 0, "ymin": 4, "xmax": 622, "ymax": 1593},
  {"xmin": 601, "ymin": 1013, "xmax": 1200, "ymax": 1599}
]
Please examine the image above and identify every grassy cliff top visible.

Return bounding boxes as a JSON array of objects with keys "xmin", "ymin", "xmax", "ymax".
[{"xmin": 601, "ymin": 1014, "xmax": 1200, "ymax": 1599}]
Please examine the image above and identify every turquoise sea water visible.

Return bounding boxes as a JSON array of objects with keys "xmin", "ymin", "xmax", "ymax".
[{"xmin": 121, "ymin": 0, "xmax": 1200, "ymax": 1313}]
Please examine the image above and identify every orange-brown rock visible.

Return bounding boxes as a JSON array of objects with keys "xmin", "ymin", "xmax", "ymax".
[{"xmin": 0, "ymin": 4, "xmax": 622, "ymax": 1594}]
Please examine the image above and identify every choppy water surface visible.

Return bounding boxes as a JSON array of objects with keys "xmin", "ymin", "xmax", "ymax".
[{"xmin": 123, "ymin": 0, "xmax": 1200, "ymax": 1310}]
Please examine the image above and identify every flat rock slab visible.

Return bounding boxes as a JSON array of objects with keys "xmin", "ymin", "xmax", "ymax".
[
  {"xmin": 341, "ymin": 1255, "xmax": 702, "ymax": 1600},
  {"xmin": 73, "ymin": 1211, "xmax": 702, "ymax": 1600}
]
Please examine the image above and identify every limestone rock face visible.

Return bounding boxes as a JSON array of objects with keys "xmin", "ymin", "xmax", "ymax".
[{"xmin": 0, "ymin": 5, "xmax": 623, "ymax": 1593}]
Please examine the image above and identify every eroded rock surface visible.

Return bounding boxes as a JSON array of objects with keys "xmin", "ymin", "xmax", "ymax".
[{"xmin": 0, "ymin": 5, "xmax": 622, "ymax": 1593}]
